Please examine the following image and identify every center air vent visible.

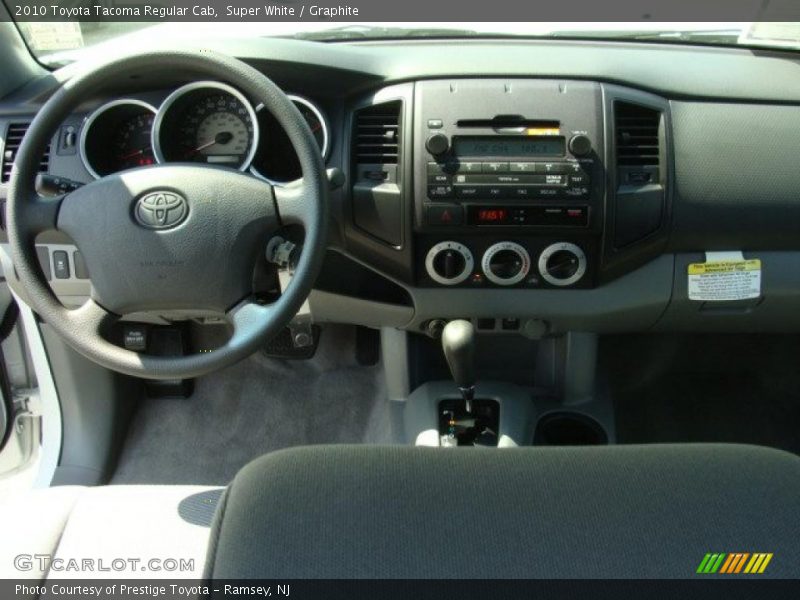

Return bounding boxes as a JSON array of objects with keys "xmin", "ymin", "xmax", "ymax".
[
  {"xmin": 351, "ymin": 99, "xmax": 403, "ymax": 247},
  {"xmin": 614, "ymin": 102, "xmax": 661, "ymax": 168},
  {"xmin": 1, "ymin": 122, "xmax": 50, "ymax": 183},
  {"xmin": 353, "ymin": 101, "xmax": 401, "ymax": 165},
  {"xmin": 612, "ymin": 99, "xmax": 666, "ymax": 248}
]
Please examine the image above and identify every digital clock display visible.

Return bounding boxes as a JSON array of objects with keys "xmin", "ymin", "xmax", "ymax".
[
  {"xmin": 454, "ymin": 136, "xmax": 565, "ymax": 157},
  {"xmin": 476, "ymin": 209, "xmax": 508, "ymax": 223}
]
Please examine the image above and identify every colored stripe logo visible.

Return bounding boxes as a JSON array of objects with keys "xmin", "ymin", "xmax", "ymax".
[{"xmin": 696, "ymin": 553, "xmax": 773, "ymax": 574}]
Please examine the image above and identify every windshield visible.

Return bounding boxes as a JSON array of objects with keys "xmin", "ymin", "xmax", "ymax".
[{"xmin": 12, "ymin": 21, "xmax": 800, "ymax": 67}]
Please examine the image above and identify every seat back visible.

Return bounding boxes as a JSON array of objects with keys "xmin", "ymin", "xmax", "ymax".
[{"xmin": 205, "ymin": 444, "xmax": 800, "ymax": 579}]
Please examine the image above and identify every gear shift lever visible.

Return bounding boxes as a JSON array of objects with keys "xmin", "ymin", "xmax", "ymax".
[{"xmin": 441, "ymin": 320, "xmax": 477, "ymax": 413}]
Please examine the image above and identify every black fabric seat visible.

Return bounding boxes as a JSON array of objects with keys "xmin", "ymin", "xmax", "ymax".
[{"xmin": 205, "ymin": 444, "xmax": 800, "ymax": 579}]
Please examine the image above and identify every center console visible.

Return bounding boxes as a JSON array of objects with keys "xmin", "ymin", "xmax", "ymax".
[{"xmin": 414, "ymin": 80, "xmax": 604, "ymax": 289}]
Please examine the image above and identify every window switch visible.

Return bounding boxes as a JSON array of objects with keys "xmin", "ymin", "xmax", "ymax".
[{"xmin": 53, "ymin": 250, "xmax": 70, "ymax": 279}]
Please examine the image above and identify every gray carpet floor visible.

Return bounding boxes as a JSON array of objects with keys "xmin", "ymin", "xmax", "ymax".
[{"xmin": 111, "ymin": 326, "xmax": 393, "ymax": 485}]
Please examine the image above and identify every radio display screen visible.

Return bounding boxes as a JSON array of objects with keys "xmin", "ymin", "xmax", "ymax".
[{"xmin": 453, "ymin": 136, "xmax": 565, "ymax": 158}]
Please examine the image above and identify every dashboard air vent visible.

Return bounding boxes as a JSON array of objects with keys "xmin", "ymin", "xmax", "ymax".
[
  {"xmin": 353, "ymin": 101, "xmax": 401, "ymax": 165},
  {"xmin": 2, "ymin": 122, "xmax": 50, "ymax": 183},
  {"xmin": 614, "ymin": 102, "xmax": 661, "ymax": 167}
]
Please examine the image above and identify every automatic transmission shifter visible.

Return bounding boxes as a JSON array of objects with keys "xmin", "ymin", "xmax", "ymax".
[{"xmin": 441, "ymin": 319, "xmax": 477, "ymax": 413}]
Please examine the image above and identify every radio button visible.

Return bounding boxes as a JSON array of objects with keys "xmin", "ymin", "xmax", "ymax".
[
  {"xmin": 534, "ymin": 188, "xmax": 560, "ymax": 199},
  {"xmin": 482, "ymin": 162, "xmax": 509, "ymax": 173},
  {"xmin": 458, "ymin": 162, "xmax": 483, "ymax": 173},
  {"xmin": 428, "ymin": 185, "xmax": 454, "ymax": 199},
  {"xmin": 455, "ymin": 186, "xmax": 480, "ymax": 199},
  {"xmin": 486, "ymin": 187, "xmax": 504, "ymax": 198},
  {"xmin": 427, "ymin": 162, "xmax": 456, "ymax": 175},
  {"xmin": 511, "ymin": 187, "xmax": 532, "ymax": 199},
  {"xmin": 509, "ymin": 162, "xmax": 536, "ymax": 172},
  {"xmin": 563, "ymin": 187, "xmax": 590, "ymax": 198},
  {"xmin": 538, "ymin": 162, "xmax": 570, "ymax": 174},
  {"xmin": 544, "ymin": 174, "xmax": 566, "ymax": 185},
  {"xmin": 428, "ymin": 173, "xmax": 451, "ymax": 184},
  {"xmin": 568, "ymin": 173, "xmax": 590, "ymax": 186}
]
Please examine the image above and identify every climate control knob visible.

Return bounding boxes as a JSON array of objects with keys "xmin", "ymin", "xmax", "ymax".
[
  {"xmin": 425, "ymin": 241, "xmax": 474, "ymax": 285},
  {"xmin": 482, "ymin": 242, "xmax": 531, "ymax": 286},
  {"xmin": 538, "ymin": 242, "xmax": 587, "ymax": 287}
]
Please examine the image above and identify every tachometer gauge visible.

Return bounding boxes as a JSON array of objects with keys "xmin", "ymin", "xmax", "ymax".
[
  {"xmin": 113, "ymin": 112, "xmax": 156, "ymax": 169},
  {"xmin": 80, "ymin": 99, "xmax": 157, "ymax": 178},
  {"xmin": 251, "ymin": 95, "xmax": 330, "ymax": 184},
  {"xmin": 153, "ymin": 82, "xmax": 258, "ymax": 172}
]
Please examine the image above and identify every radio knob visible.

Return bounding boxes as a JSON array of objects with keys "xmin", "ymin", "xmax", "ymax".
[
  {"xmin": 425, "ymin": 241, "xmax": 473, "ymax": 286},
  {"xmin": 568, "ymin": 134, "xmax": 592, "ymax": 157},
  {"xmin": 425, "ymin": 133, "xmax": 450, "ymax": 157},
  {"xmin": 481, "ymin": 242, "xmax": 531, "ymax": 286},
  {"xmin": 538, "ymin": 242, "xmax": 587, "ymax": 287}
]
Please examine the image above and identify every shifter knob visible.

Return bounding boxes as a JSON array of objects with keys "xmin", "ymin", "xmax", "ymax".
[{"xmin": 441, "ymin": 319, "xmax": 476, "ymax": 392}]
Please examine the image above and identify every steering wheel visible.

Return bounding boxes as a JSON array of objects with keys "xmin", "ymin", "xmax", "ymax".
[{"xmin": 6, "ymin": 51, "xmax": 329, "ymax": 379}]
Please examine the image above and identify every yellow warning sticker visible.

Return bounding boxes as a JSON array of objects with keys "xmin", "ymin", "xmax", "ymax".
[{"xmin": 688, "ymin": 259, "xmax": 761, "ymax": 301}]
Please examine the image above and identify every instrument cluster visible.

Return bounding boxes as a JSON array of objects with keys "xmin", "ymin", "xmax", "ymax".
[{"xmin": 79, "ymin": 81, "xmax": 330, "ymax": 184}]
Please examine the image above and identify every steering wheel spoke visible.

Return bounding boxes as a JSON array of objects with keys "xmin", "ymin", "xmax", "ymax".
[
  {"xmin": 273, "ymin": 179, "xmax": 314, "ymax": 227},
  {"xmin": 16, "ymin": 192, "xmax": 63, "ymax": 235},
  {"xmin": 226, "ymin": 299, "xmax": 276, "ymax": 340}
]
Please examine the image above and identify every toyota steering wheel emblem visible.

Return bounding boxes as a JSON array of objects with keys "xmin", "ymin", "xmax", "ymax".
[{"xmin": 134, "ymin": 192, "xmax": 188, "ymax": 230}]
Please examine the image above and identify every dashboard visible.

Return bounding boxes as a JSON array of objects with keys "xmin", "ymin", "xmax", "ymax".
[{"xmin": 3, "ymin": 37, "xmax": 800, "ymax": 335}]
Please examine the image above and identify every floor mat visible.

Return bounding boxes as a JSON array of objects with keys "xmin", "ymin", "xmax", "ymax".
[
  {"xmin": 111, "ymin": 326, "xmax": 392, "ymax": 485},
  {"xmin": 606, "ymin": 334, "xmax": 800, "ymax": 455}
]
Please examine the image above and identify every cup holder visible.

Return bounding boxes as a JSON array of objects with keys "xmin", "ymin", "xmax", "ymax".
[{"xmin": 533, "ymin": 412, "xmax": 608, "ymax": 446}]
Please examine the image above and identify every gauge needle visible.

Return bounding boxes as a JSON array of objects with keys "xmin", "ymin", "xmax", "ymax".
[
  {"xmin": 120, "ymin": 148, "xmax": 148, "ymax": 160},
  {"xmin": 187, "ymin": 131, "xmax": 234, "ymax": 156}
]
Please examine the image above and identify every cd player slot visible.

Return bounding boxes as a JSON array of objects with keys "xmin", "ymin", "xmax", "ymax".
[{"xmin": 456, "ymin": 117, "xmax": 560, "ymax": 131}]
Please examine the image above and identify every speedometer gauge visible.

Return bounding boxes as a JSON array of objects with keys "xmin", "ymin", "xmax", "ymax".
[{"xmin": 153, "ymin": 82, "xmax": 258, "ymax": 172}]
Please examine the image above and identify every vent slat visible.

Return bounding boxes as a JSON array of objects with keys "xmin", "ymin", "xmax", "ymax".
[
  {"xmin": 353, "ymin": 101, "xmax": 401, "ymax": 165},
  {"xmin": 614, "ymin": 102, "xmax": 662, "ymax": 168},
  {"xmin": 2, "ymin": 122, "xmax": 51, "ymax": 183}
]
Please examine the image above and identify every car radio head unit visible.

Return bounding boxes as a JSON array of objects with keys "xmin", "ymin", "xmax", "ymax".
[{"xmin": 413, "ymin": 79, "xmax": 604, "ymax": 289}]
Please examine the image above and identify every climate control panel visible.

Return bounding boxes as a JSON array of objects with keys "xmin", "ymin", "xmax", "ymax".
[{"xmin": 421, "ymin": 238, "xmax": 593, "ymax": 288}]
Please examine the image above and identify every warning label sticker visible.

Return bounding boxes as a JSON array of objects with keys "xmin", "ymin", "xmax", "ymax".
[{"xmin": 687, "ymin": 259, "xmax": 761, "ymax": 301}]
